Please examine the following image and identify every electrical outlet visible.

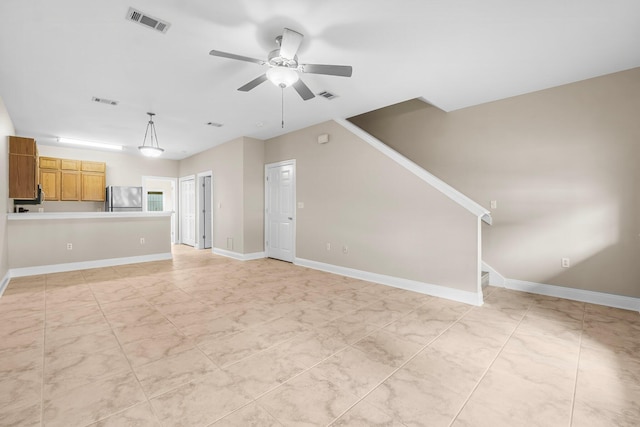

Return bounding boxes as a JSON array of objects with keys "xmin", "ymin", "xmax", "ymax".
[
  {"xmin": 66, "ymin": 243, "xmax": 73, "ymax": 250},
  {"xmin": 490, "ymin": 200, "xmax": 497, "ymax": 209},
  {"xmin": 326, "ymin": 243, "xmax": 331, "ymax": 251},
  {"xmin": 140, "ymin": 237, "xmax": 145, "ymax": 245},
  {"xmin": 342, "ymin": 245, "xmax": 348, "ymax": 254},
  {"xmin": 561, "ymin": 258, "xmax": 570, "ymax": 268}
]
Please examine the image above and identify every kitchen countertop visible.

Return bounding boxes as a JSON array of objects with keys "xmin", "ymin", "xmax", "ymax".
[{"xmin": 7, "ymin": 211, "xmax": 173, "ymax": 220}]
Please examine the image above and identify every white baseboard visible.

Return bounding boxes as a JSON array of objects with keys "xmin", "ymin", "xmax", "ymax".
[
  {"xmin": 295, "ymin": 258, "xmax": 483, "ymax": 306},
  {"xmin": 9, "ymin": 253, "xmax": 173, "ymax": 278},
  {"xmin": 482, "ymin": 261, "xmax": 506, "ymax": 287},
  {"xmin": 0, "ymin": 270, "xmax": 10, "ymax": 298},
  {"xmin": 213, "ymin": 248, "xmax": 265, "ymax": 261},
  {"xmin": 505, "ymin": 279, "xmax": 640, "ymax": 312}
]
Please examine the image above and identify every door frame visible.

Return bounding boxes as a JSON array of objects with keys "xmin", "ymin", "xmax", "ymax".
[
  {"xmin": 264, "ymin": 159, "xmax": 296, "ymax": 261},
  {"xmin": 142, "ymin": 176, "xmax": 178, "ymax": 244},
  {"xmin": 178, "ymin": 175, "xmax": 196, "ymax": 246},
  {"xmin": 196, "ymin": 171, "xmax": 213, "ymax": 250}
]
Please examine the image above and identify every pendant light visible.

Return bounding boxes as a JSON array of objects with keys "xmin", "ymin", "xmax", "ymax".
[{"xmin": 138, "ymin": 112, "xmax": 164, "ymax": 157}]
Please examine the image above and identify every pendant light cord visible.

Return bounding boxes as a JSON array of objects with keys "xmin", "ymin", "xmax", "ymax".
[{"xmin": 281, "ymin": 87, "xmax": 285, "ymax": 128}]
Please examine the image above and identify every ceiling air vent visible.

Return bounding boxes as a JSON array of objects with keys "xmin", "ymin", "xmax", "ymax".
[
  {"xmin": 206, "ymin": 122, "xmax": 224, "ymax": 128},
  {"xmin": 317, "ymin": 91, "xmax": 337, "ymax": 100},
  {"xmin": 92, "ymin": 96, "xmax": 118, "ymax": 106},
  {"xmin": 126, "ymin": 7, "xmax": 171, "ymax": 34}
]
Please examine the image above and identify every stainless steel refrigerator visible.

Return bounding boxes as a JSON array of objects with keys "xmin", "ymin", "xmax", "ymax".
[{"xmin": 105, "ymin": 186, "xmax": 143, "ymax": 212}]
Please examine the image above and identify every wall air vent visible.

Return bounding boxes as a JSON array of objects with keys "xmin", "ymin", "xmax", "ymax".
[
  {"xmin": 92, "ymin": 96, "xmax": 118, "ymax": 106},
  {"xmin": 206, "ymin": 122, "xmax": 224, "ymax": 127},
  {"xmin": 317, "ymin": 91, "xmax": 337, "ymax": 100},
  {"xmin": 126, "ymin": 7, "xmax": 171, "ymax": 34}
]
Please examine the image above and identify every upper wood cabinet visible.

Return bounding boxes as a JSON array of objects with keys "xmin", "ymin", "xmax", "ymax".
[
  {"xmin": 9, "ymin": 136, "xmax": 38, "ymax": 199},
  {"xmin": 61, "ymin": 171, "xmax": 81, "ymax": 201},
  {"xmin": 81, "ymin": 173, "xmax": 105, "ymax": 201},
  {"xmin": 37, "ymin": 156, "xmax": 106, "ymax": 202},
  {"xmin": 39, "ymin": 169, "xmax": 60, "ymax": 201}
]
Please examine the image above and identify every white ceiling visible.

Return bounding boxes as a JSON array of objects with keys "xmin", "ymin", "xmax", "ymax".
[{"xmin": 1, "ymin": 0, "xmax": 639, "ymax": 160}]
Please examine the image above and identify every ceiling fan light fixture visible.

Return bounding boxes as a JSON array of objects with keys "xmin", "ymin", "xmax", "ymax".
[
  {"xmin": 138, "ymin": 112, "xmax": 165, "ymax": 157},
  {"xmin": 266, "ymin": 67, "xmax": 299, "ymax": 88}
]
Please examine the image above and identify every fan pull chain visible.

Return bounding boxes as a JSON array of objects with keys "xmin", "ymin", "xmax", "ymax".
[{"xmin": 281, "ymin": 87, "xmax": 285, "ymax": 128}]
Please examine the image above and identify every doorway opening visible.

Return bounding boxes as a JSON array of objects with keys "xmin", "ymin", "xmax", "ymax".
[
  {"xmin": 142, "ymin": 176, "xmax": 177, "ymax": 244},
  {"xmin": 197, "ymin": 172, "xmax": 213, "ymax": 250}
]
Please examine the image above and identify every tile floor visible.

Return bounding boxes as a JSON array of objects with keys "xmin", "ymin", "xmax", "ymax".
[{"xmin": 1, "ymin": 245, "xmax": 639, "ymax": 426}]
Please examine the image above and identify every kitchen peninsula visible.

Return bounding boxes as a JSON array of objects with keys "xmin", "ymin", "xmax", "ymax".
[{"xmin": 7, "ymin": 211, "xmax": 172, "ymax": 276}]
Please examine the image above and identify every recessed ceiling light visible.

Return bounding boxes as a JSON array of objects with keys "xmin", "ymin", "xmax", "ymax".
[
  {"xmin": 255, "ymin": 121, "xmax": 264, "ymax": 128},
  {"xmin": 57, "ymin": 137, "xmax": 123, "ymax": 151}
]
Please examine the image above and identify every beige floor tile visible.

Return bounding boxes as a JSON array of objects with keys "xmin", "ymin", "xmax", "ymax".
[
  {"xmin": 0, "ymin": 347, "xmax": 42, "ymax": 377},
  {"xmin": 353, "ymin": 329, "xmax": 423, "ymax": 366},
  {"xmin": 225, "ymin": 344, "xmax": 308, "ymax": 398},
  {"xmin": 112, "ymin": 319, "xmax": 181, "ymax": 345},
  {"xmin": 42, "ymin": 371, "xmax": 146, "ymax": 427},
  {"xmin": 350, "ymin": 299, "xmax": 416, "ymax": 327},
  {"xmin": 271, "ymin": 329, "xmax": 348, "ymax": 368},
  {"xmin": 213, "ymin": 403, "xmax": 281, "ymax": 426},
  {"xmin": 87, "ymin": 402, "xmax": 161, "ymax": 427},
  {"xmin": 466, "ymin": 369, "xmax": 573, "ymax": 426},
  {"xmin": 363, "ymin": 367, "xmax": 468, "ymax": 427},
  {"xmin": 573, "ymin": 368, "xmax": 640, "ymax": 426},
  {"xmin": 45, "ymin": 305, "xmax": 110, "ymax": 341},
  {"xmin": 312, "ymin": 345, "xmax": 401, "ymax": 398},
  {"xmin": 150, "ymin": 370, "xmax": 252, "ymax": 427},
  {"xmin": 313, "ymin": 314, "xmax": 379, "ymax": 346},
  {"xmin": 259, "ymin": 370, "xmax": 360, "ymax": 426},
  {"xmin": 44, "ymin": 345, "xmax": 132, "ymax": 397},
  {"xmin": 0, "ymin": 369, "xmax": 42, "ymax": 415},
  {"xmin": 133, "ymin": 347, "xmax": 218, "ymax": 397},
  {"xmin": 331, "ymin": 400, "xmax": 405, "ymax": 426},
  {"xmin": 0, "ymin": 401, "xmax": 41, "ymax": 427},
  {"xmin": 578, "ymin": 344, "xmax": 640, "ymax": 384},
  {"xmin": 121, "ymin": 330, "xmax": 194, "ymax": 367}
]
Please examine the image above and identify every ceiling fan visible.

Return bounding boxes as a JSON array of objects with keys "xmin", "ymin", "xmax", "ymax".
[{"xmin": 209, "ymin": 28, "xmax": 353, "ymax": 101}]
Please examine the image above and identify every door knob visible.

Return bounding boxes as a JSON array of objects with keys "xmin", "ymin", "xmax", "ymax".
[{"xmin": 288, "ymin": 217, "xmax": 293, "ymax": 220}]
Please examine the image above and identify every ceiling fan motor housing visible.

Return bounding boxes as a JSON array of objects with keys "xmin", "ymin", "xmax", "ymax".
[{"xmin": 268, "ymin": 49, "xmax": 298, "ymax": 68}]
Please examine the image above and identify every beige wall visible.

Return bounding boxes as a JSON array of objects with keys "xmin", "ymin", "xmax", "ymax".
[
  {"xmin": 36, "ymin": 144, "xmax": 179, "ymax": 212},
  {"xmin": 179, "ymin": 137, "xmax": 245, "ymax": 252},
  {"xmin": 8, "ymin": 215, "xmax": 171, "ymax": 269},
  {"xmin": 350, "ymin": 68, "xmax": 640, "ymax": 297},
  {"xmin": 265, "ymin": 120, "xmax": 480, "ymax": 293},
  {"xmin": 0, "ymin": 96, "xmax": 15, "ymax": 283},
  {"xmin": 243, "ymin": 137, "xmax": 265, "ymax": 254}
]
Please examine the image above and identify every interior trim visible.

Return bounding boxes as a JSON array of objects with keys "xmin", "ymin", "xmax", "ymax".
[
  {"xmin": 295, "ymin": 257, "xmax": 483, "ymax": 306},
  {"xmin": 504, "ymin": 279, "xmax": 640, "ymax": 312},
  {"xmin": 0, "ymin": 271, "xmax": 10, "ymax": 298},
  {"xmin": 212, "ymin": 248, "xmax": 266, "ymax": 261},
  {"xmin": 8, "ymin": 253, "xmax": 173, "ymax": 278}
]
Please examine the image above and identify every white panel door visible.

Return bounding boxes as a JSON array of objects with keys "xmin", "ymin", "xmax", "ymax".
[
  {"xmin": 180, "ymin": 177, "xmax": 196, "ymax": 247},
  {"xmin": 265, "ymin": 161, "xmax": 295, "ymax": 262}
]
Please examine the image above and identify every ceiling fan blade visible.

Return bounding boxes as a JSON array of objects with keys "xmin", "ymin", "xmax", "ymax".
[
  {"xmin": 293, "ymin": 79, "xmax": 315, "ymax": 101},
  {"xmin": 238, "ymin": 74, "xmax": 268, "ymax": 92},
  {"xmin": 209, "ymin": 49, "xmax": 265, "ymax": 65},
  {"xmin": 279, "ymin": 28, "xmax": 303, "ymax": 60},
  {"xmin": 300, "ymin": 63, "xmax": 352, "ymax": 77}
]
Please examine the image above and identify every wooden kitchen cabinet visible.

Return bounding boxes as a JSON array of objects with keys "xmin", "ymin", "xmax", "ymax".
[
  {"xmin": 39, "ymin": 169, "xmax": 60, "ymax": 200},
  {"xmin": 38, "ymin": 156, "xmax": 106, "ymax": 202},
  {"xmin": 8, "ymin": 136, "xmax": 38, "ymax": 199},
  {"xmin": 61, "ymin": 171, "xmax": 81, "ymax": 201},
  {"xmin": 81, "ymin": 172, "xmax": 105, "ymax": 201}
]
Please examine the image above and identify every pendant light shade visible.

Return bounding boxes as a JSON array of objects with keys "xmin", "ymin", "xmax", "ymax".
[
  {"xmin": 138, "ymin": 112, "xmax": 164, "ymax": 157},
  {"xmin": 266, "ymin": 66, "xmax": 299, "ymax": 88}
]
